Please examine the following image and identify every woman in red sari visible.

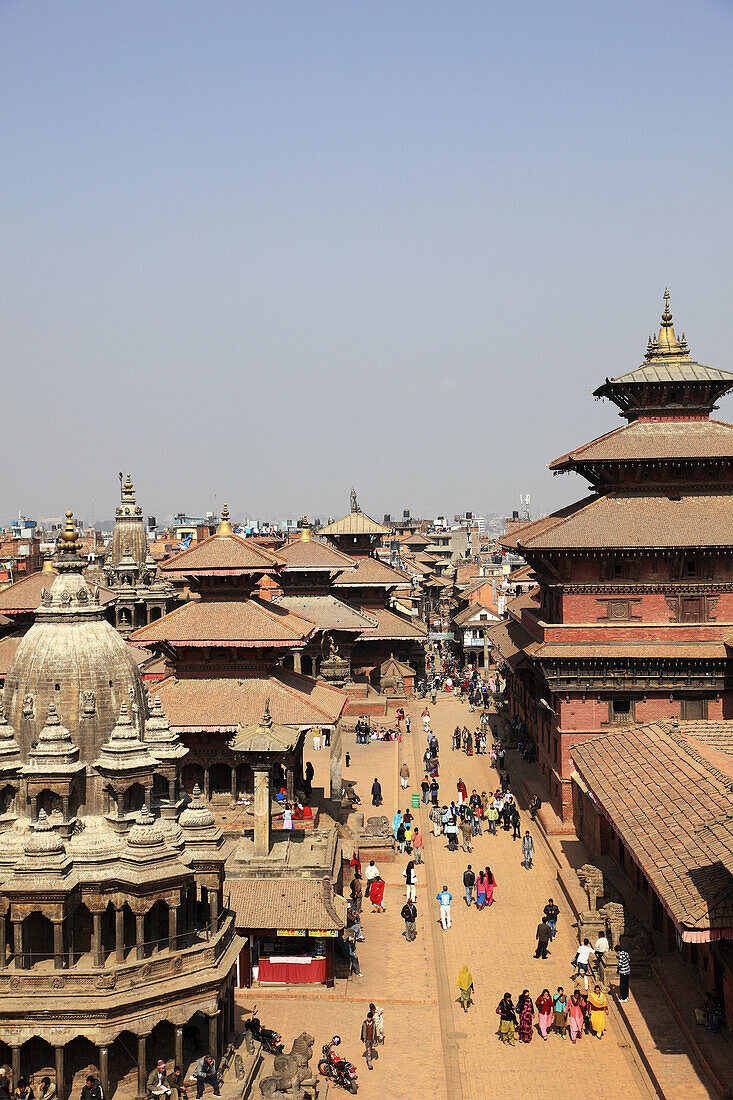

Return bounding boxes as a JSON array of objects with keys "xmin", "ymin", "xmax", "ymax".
[
  {"xmin": 485, "ymin": 867, "xmax": 496, "ymax": 906},
  {"xmin": 370, "ymin": 876, "xmax": 386, "ymax": 912},
  {"xmin": 517, "ymin": 990, "xmax": 534, "ymax": 1042}
]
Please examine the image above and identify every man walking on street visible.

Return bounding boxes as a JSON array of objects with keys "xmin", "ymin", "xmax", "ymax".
[
  {"xmin": 616, "ymin": 944, "xmax": 631, "ymax": 1002},
  {"xmin": 460, "ymin": 816, "xmax": 473, "ymax": 852},
  {"xmin": 486, "ymin": 801, "xmax": 498, "ymax": 835},
  {"xmin": 360, "ymin": 1011, "xmax": 376, "ymax": 1070},
  {"xmin": 401, "ymin": 899, "xmax": 418, "ymax": 941},
  {"xmin": 437, "ymin": 885, "xmax": 452, "ymax": 930},
  {"xmin": 521, "ymin": 830, "xmax": 534, "ymax": 869},
  {"xmin": 463, "ymin": 865, "xmax": 475, "ymax": 907},
  {"xmin": 535, "ymin": 917, "xmax": 552, "ymax": 959},
  {"xmin": 399, "ymin": 761, "xmax": 410, "ymax": 789},
  {"xmin": 371, "ymin": 778, "xmax": 382, "ymax": 807},
  {"xmin": 543, "ymin": 898, "xmax": 559, "ymax": 940}
]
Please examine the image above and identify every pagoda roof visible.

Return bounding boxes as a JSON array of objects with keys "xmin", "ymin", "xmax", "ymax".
[
  {"xmin": 278, "ymin": 536, "xmax": 357, "ymax": 572},
  {"xmin": 160, "ymin": 531, "xmax": 283, "ymax": 576},
  {"xmin": 128, "ymin": 596, "xmax": 315, "ymax": 648},
  {"xmin": 401, "ymin": 532, "xmax": 431, "ymax": 548},
  {"xmin": 597, "ymin": 361, "xmax": 733, "ymax": 388},
  {"xmin": 153, "ymin": 667, "xmax": 348, "ymax": 730},
  {"xmin": 318, "ymin": 511, "xmax": 390, "ymax": 538},
  {"xmin": 332, "ymin": 556, "xmax": 412, "ymax": 588},
  {"xmin": 272, "ymin": 594, "xmax": 378, "ymax": 633},
  {"xmin": 550, "ymin": 418, "xmax": 733, "ymax": 469},
  {"xmin": 0, "ymin": 568, "xmax": 116, "ymax": 615},
  {"xmin": 502, "ymin": 491, "xmax": 733, "ymax": 550},
  {"xmin": 356, "ymin": 607, "xmax": 427, "ymax": 641},
  {"xmin": 486, "ymin": 618, "xmax": 537, "ymax": 669},
  {"xmin": 571, "ymin": 720, "xmax": 733, "ymax": 939}
]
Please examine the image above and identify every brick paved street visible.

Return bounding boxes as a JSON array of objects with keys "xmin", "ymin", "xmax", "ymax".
[{"xmin": 236, "ymin": 695, "xmax": 659, "ymax": 1099}]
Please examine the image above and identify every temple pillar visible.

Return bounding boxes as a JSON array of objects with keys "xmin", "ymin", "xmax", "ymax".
[
  {"xmin": 136, "ymin": 1035, "xmax": 147, "ymax": 1100},
  {"xmin": 253, "ymin": 766, "xmax": 271, "ymax": 857},
  {"xmin": 53, "ymin": 920, "xmax": 64, "ymax": 969},
  {"xmin": 12, "ymin": 1046, "xmax": 20, "ymax": 1086},
  {"xmin": 230, "ymin": 767, "xmax": 237, "ymax": 803},
  {"xmin": 175, "ymin": 1026, "xmax": 183, "ymax": 1069},
  {"xmin": 203, "ymin": 768, "xmax": 211, "ymax": 801},
  {"xmin": 98, "ymin": 1046, "xmax": 109, "ymax": 1100},
  {"xmin": 293, "ymin": 652, "xmax": 302, "ymax": 674},
  {"xmin": 0, "ymin": 914, "xmax": 6, "ymax": 968},
  {"xmin": 115, "ymin": 907, "xmax": 125, "ymax": 962},
  {"xmin": 55, "ymin": 1046, "xmax": 64, "ymax": 1100},
  {"xmin": 93, "ymin": 912, "xmax": 104, "ymax": 968},
  {"xmin": 13, "ymin": 919, "xmax": 23, "ymax": 969},
  {"xmin": 135, "ymin": 914, "xmax": 145, "ymax": 960},
  {"xmin": 209, "ymin": 890, "xmax": 219, "ymax": 935},
  {"xmin": 208, "ymin": 1012, "xmax": 220, "ymax": 1061},
  {"xmin": 329, "ymin": 723, "xmax": 343, "ymax": 800},
  {"xmin": 30, "ymin": 796, "xmax": 38, "ymax": 823},
  {"xmin": 168, "ymin": 905, "xmax": 178, "ymax": 952},
  {"xmin": 61, "ymin": 796, "xmax": 70, "ymax": 822},
  {"xmin": 286, "ymin": 766, "xmax": 294, "ymax": 803},
  {"xmin": 168, "ymin": 777, "xmax": 176, "ymax": 805}
]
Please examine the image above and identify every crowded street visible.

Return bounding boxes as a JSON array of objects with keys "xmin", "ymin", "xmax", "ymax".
[{"xmin": 236, "ymin": 689, "xmax": 658, "ymax": 1100}]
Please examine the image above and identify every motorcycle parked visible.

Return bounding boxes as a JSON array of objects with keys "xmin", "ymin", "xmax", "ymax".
[
  {"xmin": 318, "ymin": 1036, "xmax": 358, "ymax": 1093},
  {"xmin": 243, "ymin": 1006, "xmax": 284, "ymax": 1056}
]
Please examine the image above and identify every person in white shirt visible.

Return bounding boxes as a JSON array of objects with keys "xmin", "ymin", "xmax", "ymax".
[
  {"xmin": 593, "ymin": 934, "xmax": 609, "ymax": 974},
  {"xmin": 436, "ymin": 886, "xmax": 452, "ymax": 930},
  {"xmin": 364, "ymin": 860, "xmax": 379, "ymax": 899},
  {"xmin": 403, "ymin": 860, "xmax": 417, "ymax": 902},
  {"xmin": 313, "ymin": 730, "xmax": 321, "ymax": 751},
  {"xmin": 572, "ymin": 939, "xmax": 595, "ymax": 989}
]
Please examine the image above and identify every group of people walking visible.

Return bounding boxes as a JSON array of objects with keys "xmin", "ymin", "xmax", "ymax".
[{"xmin": 496, "ymin": 986, "xmax": 609, "ymax": 1045}]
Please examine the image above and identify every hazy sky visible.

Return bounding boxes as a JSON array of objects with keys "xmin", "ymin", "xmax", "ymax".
[{"xmin": 3, "ymin": 1, "xmax": 733, "ymax": 526}]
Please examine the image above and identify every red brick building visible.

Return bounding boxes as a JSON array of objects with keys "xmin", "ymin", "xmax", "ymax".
[{"xmin": 493, "ymin": 293, "xmax": 733, "ymax": 819}]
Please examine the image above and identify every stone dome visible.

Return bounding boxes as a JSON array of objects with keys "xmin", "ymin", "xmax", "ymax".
[{"xmin": 3, "ymin": 511, "xmax": 148, "ymax": 769}]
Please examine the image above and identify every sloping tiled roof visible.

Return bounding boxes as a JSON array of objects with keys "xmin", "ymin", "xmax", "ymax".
[
  {"xmin": 0, "ymin": 634, "xmax": 24, "ymax": 678},
  {"xmin": 319, "ymin": 511, "xmax": 390, "ymax": 537},
  {"xmin": 154, "ymin": 668, "xmax": 348, "ymax": 729},
  {"xmin": 161, "ymin": 532, "xmax": 283, "ymax": 575},
  {"xmin": 503, "ymin": 492, "xmax": 733, "ymax": 550},
  {"xmin": 272, "ymin": 594, "xmax": 378, "ymax": 633},
  {"xmin": 506, "ymin": 589, "xmax": 541, "ymax": 617},
  {"xmin": 129, "ymin": 597, "xmax": 315, "ymax": 647},
  {"xmin": 356, "ymin": 607, "xmax": 427, "ymax": 641},
  {"xmin": 0, "ymin": 569, "xmax": 117, "ymax": 613},
  {"xmin": 226, "ymin": 877, "xmax": 347, "ymax": 932},
  {"xmin": 332, "ymin": 556, "xmax": 411, "ymax": 588},
  {"xmin": 571, "ymin": 721, "xmax": 733, "ymax": 937},
  {"xmin": 278, "ymin": 537, "xmax": 357, "ymax": 572},
  {"xmin": 600, "ymin": 361, "xmax": 733, "ymax": 386},
  {"xmin": 486, "ymin": 618, "xmax": 538, "ymax": 668},
  {"xmin": 679, "ymin": 722, "xmax": 733, "ymax": 759},
  {"xmin": 550, "ymin": 419, "xmax": 733, "ymax": 469},
  {"xmin": 453, "ymin": 603, "xmax": 500, "ymax": 627}
]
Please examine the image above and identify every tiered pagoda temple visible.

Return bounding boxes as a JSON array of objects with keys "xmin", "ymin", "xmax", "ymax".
[
  {"xmin": 494, "ymin": 293, "xmax": 733, "ymax": 819},
  {"xmin": 129, "ymin": 507, "xmax": 348, "ymax": 803}
]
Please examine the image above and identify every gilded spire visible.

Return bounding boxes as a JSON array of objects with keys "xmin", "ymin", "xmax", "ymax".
[
  {"xmin": 217, "ymin": 504, "xmax": 234, "ymax": 537},
  {"xmin": 120, "ymin": 472, "xmax": 136, "ymax": 504},
  {"xmin": 56, "ymin": 511, "xmax": 83, "ymax": 573},
  {"xmin": 41, "ymin": 552, "xmax": 56, "ymax": 574},
  {"xmin": 645, "ymin": 289, "xmax": 690, "ymax": 360},
  {"xmin": 300, "ymin": 516, "xmax": 312, "ymax": 542}
]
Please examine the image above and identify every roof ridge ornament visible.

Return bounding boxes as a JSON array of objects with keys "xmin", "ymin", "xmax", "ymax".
[
  {"xmin": 300, "ymin": 517, "xmax": 312, "ymax": 542},
  {"xmin": 217, "ymin": 503, "xmax": 234, "ymax": 537},
  {"xmin": 645, "ymin": 289, "xmax": 690, "ymax": 360},
  {"xmin": 120, "ymin": 471, "xmax": 136, "ymax": 504},
  {"xmin": 350, "ymin": 487, "xmax": 360, "ymax": 514}
]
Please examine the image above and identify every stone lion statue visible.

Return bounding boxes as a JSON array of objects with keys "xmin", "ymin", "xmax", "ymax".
[
  {"xmin": 259, "ymin": 1032, "xmax": 315, "ymax": 1099},
  {"xmin": 576, "ymin": 864, "xmax": 605, "ymax": 910}
]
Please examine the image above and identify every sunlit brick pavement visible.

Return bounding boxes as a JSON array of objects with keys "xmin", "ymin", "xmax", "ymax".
[{"xmin": 236, "ymin": 697, "xmax": 656, "ymax": 1100}]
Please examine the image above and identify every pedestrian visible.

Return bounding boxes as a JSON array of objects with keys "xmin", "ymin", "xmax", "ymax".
[
  {"xmin": 587, "ymin": 985, "xmax": 609, "ymax": 1038},
  {"xmin": 192, "ymin": 1055, "xmax": 220, "ymax": 1100},
  {"xmin": 430, "ymin": 778, "xmax": 439, "ymax": 805},
  {"xmin": 456, "ymin": 964, "xmax": 474, "ymax": 1012},
  {"xmin": 511, "ymin": 806, "xmax": 521, "ymax": 840},
  {"xmin": 486, "ymin": 801, "xmax": 498, "ymax": 835},
  {"xmin": 521, "ymin": 830, "xmax": 534, "ymax": 869},
  {"xmin": 421, "ymin": 775, "xmax": 430, "ymax": 804},
  {"xmin": 571, "ymin": 939, "xmax": 594, "ymax": 990},
  {"xmin": 399, "ymin": 761, "xmax": 410, "ymax": 789},
  {"xmin": 445, "ymin": 818, "xmax": 459, "ymax": 851},
  {"xmin": 412, "ymin": 826, "xmax": 424, "ymax": 864},
  {"xmin": 459, "ymin": 816, "xmax": 473, "ymax": 852},
  {"xmin": 593, "ymin": 932, "xmax": 609, "ymax": 978},
  {"xmin": 345, "ymin": 751, "xmax": 350, "ymax": 768},
  {"xmin": 360, "ymin": 1010, "xmax": 376, "ymax": 1069},
  {"xmin": 429, "ymin": 804, "xmax": 442, "ymax": 837},
  {"xmin": 456, "ymin": 778, "xmax": 467, "ymax": 805},
  {"xmin": 371, "ymin": 778, "xmax": 382, "ymax": 807},
  {"xmin": 400, "ymin": 898, "xmax": 418, "ymax": 941},
  {"xmin": 392, "ymin": 809, "xmax": 402, "ymax": 839},
  {"xmin": 313, "ymin": 730, "xmax": 321, "ymax": 751},
  {"xmin": 543, "ymin": 898, "xmax": 559, "ymax": 940},
  {"xmin": 13, "ymin": 1082, "xmax": 33, "ymax": 1100},
  {"xmin": 616, "ymin": 943, "xmax": 631, "ymax": 1002},
  {"xmin": 483, "ymin": 866, "xmax": 496, "ymax": 906},
  {"xmin": 463, "ymin": 864, "xmax": 475, "ymax": 906},
  {"xmin": 304, "ymin": 761, "xmax": 314, "ymax": 797},
  {"xmin": 370, "ymin": 875, "xmax": 386, "ymax": 913},
  {"xmin": 535, "ymin": 988, "xmax": 553, "ymax": 1040},
  {"xmin": 79, "ymin": 1079, "xmax": 101, "ymax": 1100},
  {"xmin": 403, "ymin": 860, "xmax": 417, "ymax": 902},
  {"xmin": 346, "ymin": 937, "xmax": 362, "ymax": 977},
  {"xmin": 475, "ymin": 868, "xmax": 488, "ymax": 909},
  {"xmin": 396, "ymin": 821, "xmax": 406, "ymax": 853},
  {"xmin": 323, "ymin": 727, "xmax": 331, "ymax": 747},
  {"xmin": 553, "ymin": 987, "xmax": 568, "ymax": 1037},
  {"xmin": 422, "ymin": 707, "xmax": 430, "ymax": 733},
  {"xmin": 517, "ymin": 990, "xmax": 534, "ymax": 1043},
  {"xmin": 496, "ymin": 993, "xmax": 518, "ymax": 1045},
  {"xmin": 350, "ymin": 872, "xmax": 363, "ymax": 914},
  {"xmin": 369, "ymin": 1002, "xmax": 385, "ymax": 1044},
  {"xmin": 364, "ymin": 859, "xmax": 379, "ymax": 899},
  {"xmin": 147, "ymin": 1061, "xmax": 172, "ymax": 1097},
  {"xmin": 436, "ymin": 885, "xmax": 452, "ymax": 930},
  {"xmin": 0, "ymin": 1069, "xmax": 11, "ymax": 1100},
  {"xmin": 567, "ymin": 990, "xmax": 585, "ymax": 1043},
  {"xmin": 405, "ymin": 712, "xmax": 411, "ymax": 734},
  {"xmin": 535, "ymin": 917, "xmax": 552, "ymax": 959}
]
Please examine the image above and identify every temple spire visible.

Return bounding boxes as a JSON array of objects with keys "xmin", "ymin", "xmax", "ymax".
[
  {"xmin": 646, "ymin": 289, "xmax": 689, "ymax": 359},
  {"xmin": 120, "ymin": 472, "xmax": 136, "ymax": 505},
  {"xmin": 217, "ymin": 503, "xmax": 234, "ymax": 537},
  {"xmin": 300, "ymin": 517, "xmax": 312, "ymax": 542}
]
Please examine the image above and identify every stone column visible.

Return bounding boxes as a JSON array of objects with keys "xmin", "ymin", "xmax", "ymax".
[
  {"xmin": 54, "ymin": 1046, "xmax": 64, "ymax": 1100},
  {"xmin": 209, "ymin": 890, "xmax": 219, "ymax": 935},
  {"xmin": 174, "ymin": 1027, "xmax": 183, "ymax": 1069},
  {"xmin": 253, "ymin": 766, "xmax": 271, "ymax": 857},
  {"xmin": 53, "ymin": 920, "xmax": 65, "ymax": 970},
  {"xmin": 93, "ymin": 912, "xmax": 104, "ymax": 968},
  {"xmin": 0, "ymin": 914, "xmax": 6, "ymax": 968},
  {"xmin": 136, "ymin": 1035, "xmax": 147, "ymax": 1100},
  {"xmin": 229, "ymin": 981, "xmax": 236, "ymax": 1041},
  {"xmin": 13, "ymin": 920, "xmax": 23, "ymax": 969},
  {"xmin": 115, "ymin": 908, "xmax": 125, "ymax": 963},
  {"xmin": 30, "ymin": 796, "xmax": 38, "ymax": 823},
  {"xmin": 61, "ymin": 796, "xmax": 70, "ymax": 822},
  {"xmin": 135, "ymin": 914, "xmax": 145, "ymax": 961},
  {"xmin": 168, "ymin": 905, "xmax": 178, "ymax": 952},
  {"xmin": 168, "ymin": 777, "xmax": 176, "ymax": 804},
  {"xmin": 208, "ymin": 1012, "xmax": 220, "ymax": 1061},
  {"xmin": 203, "ymin": 768, "xmax": 211, "ymax": 801},
  {"xmin": 98, "ymin": 1046, "xmax": 109, "ymax": 1100},
  {"xmin": 286, "ymin": 766, "xmax": 294, "ymax": 803},
  {"xmin": 329, "ymin": 723, "xmax": 343, "ymax": 800},
  {"xmin": 230, "ymin": 767, "xmax": 237, "ymax": 803},
  {"xmin": 293, "ymin": 652, "xmax": 302, "ymax": 674},
  {"xmin": 12, "ymin": 1046, "xmax": 20, "ymax": 1087}
]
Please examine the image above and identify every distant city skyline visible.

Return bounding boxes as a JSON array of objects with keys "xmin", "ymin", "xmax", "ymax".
[{"xmin": 3, "ymin": 1, "xmax": 733, "ymax": 523}]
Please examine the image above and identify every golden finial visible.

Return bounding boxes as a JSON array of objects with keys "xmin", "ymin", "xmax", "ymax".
[
  {"xmin": 661, "ymin": 287, "xmax": 672, "ymax": 326},
  {"xmin": 217, "ymin": 503, "xmax": 234, "ymax": 536},
  {"xmin": 646, "ymin": 289, "xmax": 688, "ymax": 359},
  {"xmin": 61, "ymin": 511, "xmax": 78, "ymax": 546},
  {"xmin": 41, "ymin": 552, "xmax": 55, "ymax": 574},
  {"xmin": 300, "ymin": 517, "xmax": 312, "ymax": 542}
]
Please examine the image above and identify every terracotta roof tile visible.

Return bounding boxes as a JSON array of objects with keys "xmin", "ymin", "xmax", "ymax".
[
  {"xmin": 0, "ymin": 570, "xmax": 117, "ymax": 614},
  {"xmin": 278, "ymin": 538, "xmax": 357, "ymax": 572},
  {"xmin": 550, "ymin": 418, "xmax": 733, "ymax": 469},
  {"xmin": 154, "ymin": 668, "xmax": 347, "ymax": 729},
  {"xmin": 161, "ymin": 532, "xmax": 283, "ymax": 575},
  {"xmin": 129, "ymin": 597, "xmax": 314, "ymax": 647},
  {"xmin": 356, "ymin": 607, "xmax": 427, "ymax": 641},
  {"xmin": 535, "ymin": 641, "xmax": 728, "ymax": 660},
  {"xmin": 0, "ymin": 633, "xmax": 24, "ymax": 678},
  {"xmin": 332, "ymin": 556, "xmax": 411, "ymax": 588},
  {"xmin": 226, "ymin": 877, "xmax": 346, "ymax": 932},
  {"xmin": 318, "ymin": 511, "xmax": 390, "ymax": 537},
  {"xmin": 272, "ymin": 594, "xmax": 377, "ymax": 633}
]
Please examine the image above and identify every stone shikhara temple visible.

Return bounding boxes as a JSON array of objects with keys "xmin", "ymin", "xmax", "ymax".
[{"xmin": 0, "ymin": 513, "xmax": 239, "ymax": 1099}]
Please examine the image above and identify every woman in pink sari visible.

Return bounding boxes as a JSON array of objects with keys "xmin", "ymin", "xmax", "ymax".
[
  {"xmin": 535, "ymin": 988, "xmax": 553, "ymax": 1040},
  {"xmin": 475, "ymin": 869, "xmax": 488, "ymax": 909},
  {"xmin": 484, "ymin": 867, "xmax": 496, "ymax": 906},
  {"xmin": 567, "ymin": 990, "xmax": 585, "ymax": 1043}
]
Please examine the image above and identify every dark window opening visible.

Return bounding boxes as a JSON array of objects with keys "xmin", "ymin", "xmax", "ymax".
[{"xmin": 610, "ymin": 698, "xmax": 633, "ymax": 725}]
